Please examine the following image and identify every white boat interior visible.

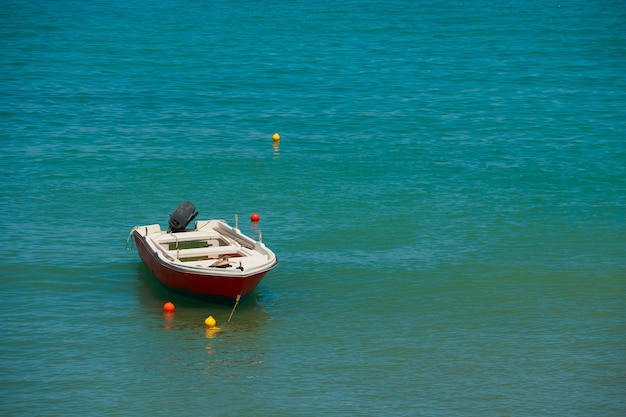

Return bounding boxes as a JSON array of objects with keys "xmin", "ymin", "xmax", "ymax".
[{"xmin": 134, "ymin": 220, "xmax": 276, "ymax": 274}]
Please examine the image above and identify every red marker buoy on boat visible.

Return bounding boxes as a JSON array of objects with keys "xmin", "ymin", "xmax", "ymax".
[
  {"xmin": 250, "ymin": 213, "xmax": 260, "ymax": 222},
  {"xmin": 163, "ymin": 302, "xmax": 175, "ymax": 313}
]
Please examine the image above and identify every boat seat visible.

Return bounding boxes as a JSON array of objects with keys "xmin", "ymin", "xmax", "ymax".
[{"xmin": 166, "ymin": 245, "xmax": 241, "ymax": 259}]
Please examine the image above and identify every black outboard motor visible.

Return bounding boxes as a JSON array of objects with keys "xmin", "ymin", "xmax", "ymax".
[{"xmin": 168, "ymin": 201, "xmax": 199, "ymax": 232}]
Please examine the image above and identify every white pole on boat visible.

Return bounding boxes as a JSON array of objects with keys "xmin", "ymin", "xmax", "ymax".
[
  {"xmin": 228, "ymin": 294, "xmax": 241, "ymax": 323},
  {"xmin": 235, "ymin": 214, "xmax": 238, "ymax": 229}
]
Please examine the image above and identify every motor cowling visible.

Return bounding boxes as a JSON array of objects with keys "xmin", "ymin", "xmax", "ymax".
[{"xmin": 168, "ymin": 201, "xmax": 198, "ymax": 232}]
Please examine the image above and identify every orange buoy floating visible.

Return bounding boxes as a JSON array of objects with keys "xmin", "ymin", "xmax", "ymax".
[
  {"xmin": 250, "ymin": 213, "xmax": 260, "ymax": 222},
  {"xmin": 163, "ymin": 302, "xmax": 175, "ymax": 313},
  {"xmin": 272, "ymin": 132, "xmax": 280, "ymax": 141}
]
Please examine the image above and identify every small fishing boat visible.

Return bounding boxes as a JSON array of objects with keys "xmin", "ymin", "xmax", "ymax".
[{"xmin": 129, "ymin": 202, "xmax": 278, "ymax": 303}]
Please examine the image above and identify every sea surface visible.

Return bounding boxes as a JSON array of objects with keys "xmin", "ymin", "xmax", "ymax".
[{"xmin": 1, "ymin": 0, "xmax": 625, "ymax": 415}]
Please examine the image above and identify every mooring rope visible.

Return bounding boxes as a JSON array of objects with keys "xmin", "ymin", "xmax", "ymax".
[
  {"xmin": 228, "ymin": 294, "xmax": 241, "ymax": 323},
  {"xmin": 125, "ymin": 228, "xmax": 137, "ymax": 250}
]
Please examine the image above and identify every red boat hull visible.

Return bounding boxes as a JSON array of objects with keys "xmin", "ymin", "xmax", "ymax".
[{"xmin": 133, "ymin": 231, "xmax": 271, "ymax": 302}]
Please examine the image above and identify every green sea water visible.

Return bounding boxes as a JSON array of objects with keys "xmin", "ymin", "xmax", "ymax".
[{"xmin": 1, "ymin": 0, "xmax": 625, "ymax": 415}]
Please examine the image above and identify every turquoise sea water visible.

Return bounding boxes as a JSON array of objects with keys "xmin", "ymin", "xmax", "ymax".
[{"xmin": 1, "ymin": 0, "xmax": 625, "ymax": 415}]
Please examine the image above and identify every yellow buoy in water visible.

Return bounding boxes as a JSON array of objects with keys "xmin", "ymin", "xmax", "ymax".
[
  {"xmin": 204, "ymin": 315, "xmax": 221, "ymax": 336},
  {"xmin": 272, "ymin": 132, "xmax": 280, "ymax": 141}
]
